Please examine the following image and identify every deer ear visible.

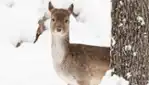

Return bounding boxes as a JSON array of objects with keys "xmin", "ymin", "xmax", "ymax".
[
  {"xmin": 68, "ymin": 4, "xmax": 74, "ymax": 13},
  {"xmin": 68, "ymin": 4, "xmax": 79, "ymax": 18},
  {"xmin": 48, "ymin": 1, "xmax": 54, "ymax": 11}
]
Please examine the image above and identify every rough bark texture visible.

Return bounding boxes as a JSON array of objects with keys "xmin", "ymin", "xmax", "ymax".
[{"xmin": 111, "ymin": 0, "xmax": 149, "ymax": 85}]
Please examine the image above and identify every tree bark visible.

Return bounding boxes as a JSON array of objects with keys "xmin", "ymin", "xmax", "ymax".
[{"xmin": 111, "ymin": 0, "xmax": 149, "ymax": 85}]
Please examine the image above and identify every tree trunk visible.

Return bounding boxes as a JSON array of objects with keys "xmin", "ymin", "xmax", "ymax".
[{"xmin": 111, "ymin": 0, "xmax": 149, "ymax": 85}]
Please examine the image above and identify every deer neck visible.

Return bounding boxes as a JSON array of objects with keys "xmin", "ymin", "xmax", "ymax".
[{"xmin": 51, "ymin": 34, "xmax": 69, "ymax": 64}]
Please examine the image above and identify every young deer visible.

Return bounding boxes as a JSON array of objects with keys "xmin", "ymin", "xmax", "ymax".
[{"xmin": 48, "ymin": 2, "xmax": 110, "ymax": 85}]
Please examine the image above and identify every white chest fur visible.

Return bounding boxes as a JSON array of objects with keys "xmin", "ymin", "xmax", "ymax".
[
  {"xmin": 51, "ymin": 35, "xmax": 78, "ymax": 85},
  {"xmin": 51, "ymin": 35, "xmax": 66, "ymax": 64}
]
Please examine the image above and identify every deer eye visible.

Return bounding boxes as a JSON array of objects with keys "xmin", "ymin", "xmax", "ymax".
[
  {"xmin": 52, "ymin": 18, "xmax": 55, "ymax": 22},
  {"xmin": 65, "ymin": 20, "xmax": 69, "ymax": 23}
]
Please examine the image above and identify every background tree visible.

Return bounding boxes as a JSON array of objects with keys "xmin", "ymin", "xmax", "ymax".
[{"xmin": 111, "ymin": 0, "xmax": 149, "ymax": 85}]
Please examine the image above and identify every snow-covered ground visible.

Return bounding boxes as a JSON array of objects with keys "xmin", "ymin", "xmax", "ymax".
[{"xmin": 0, "ymin": 0, "xmax": 128, "ymax": 85}]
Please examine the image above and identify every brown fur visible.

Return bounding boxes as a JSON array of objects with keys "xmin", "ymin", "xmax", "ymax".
[{"xmin": 49, "ymin": 1, "xmax": 110, "ymax": 85}]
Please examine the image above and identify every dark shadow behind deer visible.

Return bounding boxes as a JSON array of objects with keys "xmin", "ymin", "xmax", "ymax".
[{"xmin": 34, "ymin": 1, "xmax": 110, "ymax": 85}]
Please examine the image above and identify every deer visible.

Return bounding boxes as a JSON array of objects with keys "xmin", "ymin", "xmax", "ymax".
[{"xmin": 36, "ymin": 1, "xmax": 110, "ymax": 85}]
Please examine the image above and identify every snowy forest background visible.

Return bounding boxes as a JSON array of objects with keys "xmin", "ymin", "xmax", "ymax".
[{"xmin": 0, "ymin": 0, "xmax": 132, "ymax": 85}]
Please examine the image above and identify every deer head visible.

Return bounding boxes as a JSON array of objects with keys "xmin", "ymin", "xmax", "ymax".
[{"xmin": 34, "ymin": 1, "xmax": 78, "ymax": 43}]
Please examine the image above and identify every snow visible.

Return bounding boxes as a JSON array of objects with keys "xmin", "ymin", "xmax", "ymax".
[
  {"xmin": 125, "ymin": 45, "xmax": 132, "ymax": 51},
  {"xmin": 137, "ymin": 16, "xmax": 145, "ymax": 25},
  {"xmin": 0, "ymin": 1, "xmax": 39, "ymax": 46},
  {"xmin": 143, "ymin": 32, "xmax": 148, "ymax": 38},
  {"xmin": 119, "ymin": 1, "xmax": 124, "ymax": 6},
  {"xmin": 69, "ymin": 0, "xmax": 111, "ymax": 47},
  {"xmin": 118, "ymin": 23, "xmax": 123, "ymax": 27},
  {"xmin": 0, "ymin": 30, "xmax": 67, "ymax": 85},
  {"xmin": 100, "ymin": 69, "xmax": 129, "ymax": 85},
  {"xmin": 126, "ymin": 72, "xmax": 131, "ymax": 79},
  {"xmin": 111, "ymin": 37, "xmax": 116, "ymax": 46},
  {"xmin": 147, "ymin": 81, "xmax": 149, "ymax": 85},
  {"xmin": 133, "ymin": 52, "xmax": 137, "ymax": 56},
  {"xmin": 0, "ymin": 0, "xmax": 116, "ymax": 85},
  {"xmin": 122, "ymin": 18, "xmax": 126, "ymax": 23}
]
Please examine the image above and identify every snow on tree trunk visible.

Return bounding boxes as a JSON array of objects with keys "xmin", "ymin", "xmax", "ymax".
[{"xmin": 111, "ymin": 0, "xmax": 149, "ymax": 85}]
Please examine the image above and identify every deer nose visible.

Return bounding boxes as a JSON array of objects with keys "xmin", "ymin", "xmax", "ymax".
[{"xmin": 57, "ymin": 28, "xmax": 62, "ymax": 32}]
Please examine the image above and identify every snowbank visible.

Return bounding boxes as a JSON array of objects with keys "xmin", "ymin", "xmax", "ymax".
[
  {"xmin": 0, "ymin": 30, "xmax": 67, "ymax": 85},
  {"xmin": 100, "ymin": 69, "xmax": 129, "ymax": 85}
]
